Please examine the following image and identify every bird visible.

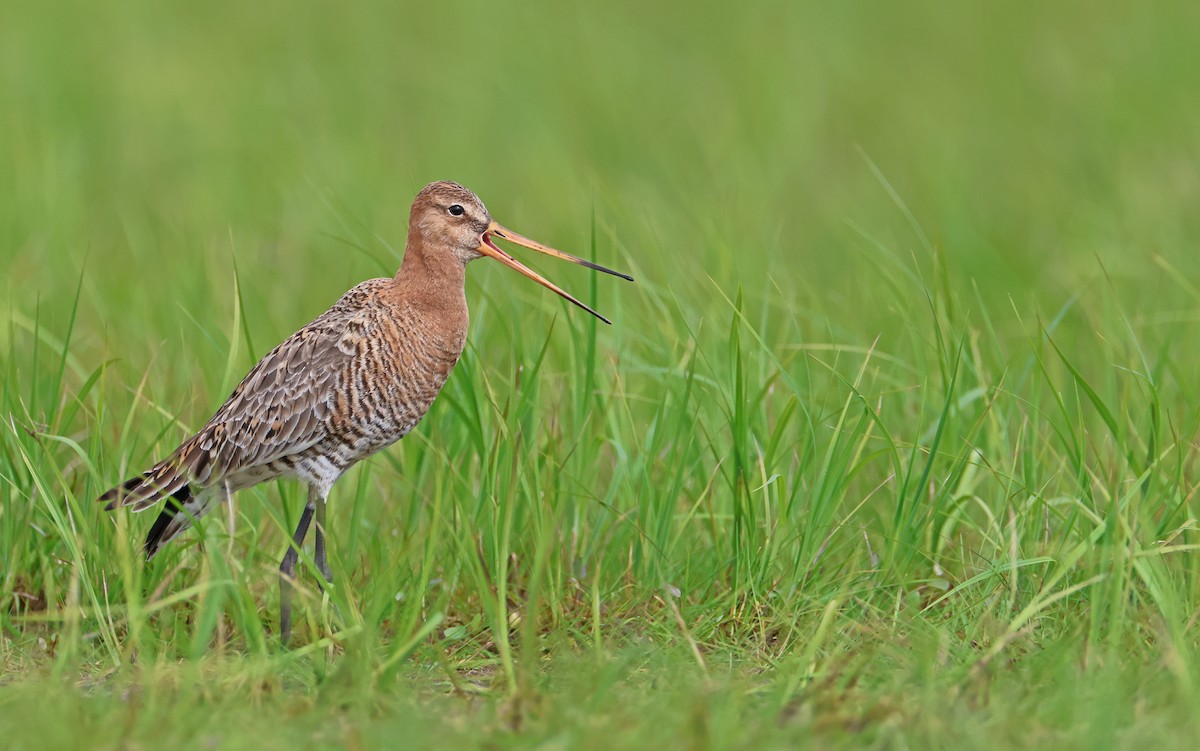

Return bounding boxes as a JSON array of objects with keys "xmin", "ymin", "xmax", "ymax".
[{"xmin": 97, "ymin": 180, "xmax": 632, "ymax": 643}]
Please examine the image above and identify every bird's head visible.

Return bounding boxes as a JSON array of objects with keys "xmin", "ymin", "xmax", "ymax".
[{"xmin": 408, "ymin": 180, "xmax": 633, "ymax": 324}]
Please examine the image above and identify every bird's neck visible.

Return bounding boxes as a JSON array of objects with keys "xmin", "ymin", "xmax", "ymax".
[{"xmin": 393, "ymin": 238, "xmax": 469, "ymax": 306}]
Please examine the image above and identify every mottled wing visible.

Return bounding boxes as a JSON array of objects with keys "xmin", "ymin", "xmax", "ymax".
[
  {"xmin": 176, "ymin": 318, "xmax": 359, "ymax": 488},
  {"xmin": 102, "ymin": 312, "xmax": 362, "ymax": 512}
]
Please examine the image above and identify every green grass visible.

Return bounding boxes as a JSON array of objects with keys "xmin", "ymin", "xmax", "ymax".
[{"xmin": 4, "ymin": 0, "xmax": 1200, "ymax": 747}]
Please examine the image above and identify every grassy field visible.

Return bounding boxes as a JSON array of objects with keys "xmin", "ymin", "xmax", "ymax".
[{"xmin": 4, "ymin": 0, "xmax": 1200, "ymax": 747}]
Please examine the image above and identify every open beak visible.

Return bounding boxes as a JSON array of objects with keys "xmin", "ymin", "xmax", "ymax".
[{"xmin": 478, "ymin": 221, "xmax": 633, "ymax": 325}]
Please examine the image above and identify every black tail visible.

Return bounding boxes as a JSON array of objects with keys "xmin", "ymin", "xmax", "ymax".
[{"xmin": 144, "ymin": 484, "xmax": 194, "ymax": 558}]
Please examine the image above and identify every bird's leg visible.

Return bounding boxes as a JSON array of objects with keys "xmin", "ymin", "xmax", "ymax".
[
  {"xmin": 314, "ymin": 494, "xmax": 333, "ymax": 586},
  {"xmin": 279, "ymin": 496, "xmax": 316, "ymax": 645}
]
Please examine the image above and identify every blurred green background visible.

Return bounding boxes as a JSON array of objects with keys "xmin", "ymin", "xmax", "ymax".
[
  {"xmin": 5, "ymin": 1, "xmax": 1200, "ymax": 748},
  {"xmin": 6, "ymin": 0, "xmax": 1199, "ymax": 346}
]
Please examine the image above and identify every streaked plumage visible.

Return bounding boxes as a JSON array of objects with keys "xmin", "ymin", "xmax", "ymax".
[{"xmin": 98, "ymin": 180, "xmax": 631, "ymax": 642}]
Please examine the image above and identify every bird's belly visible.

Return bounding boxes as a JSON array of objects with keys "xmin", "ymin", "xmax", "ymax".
[
  {"xmin": 341, "ymin": 415, "xmax": 416, "ymax": 460},
  {"xmin": 330, "ymin": 353, "xmax": 454, "ymax": 457}
]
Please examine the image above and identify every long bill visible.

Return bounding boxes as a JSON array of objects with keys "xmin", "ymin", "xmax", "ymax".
[{"xmin": 478, "ymin": 221, "xmax": 633, "ymax": 325}]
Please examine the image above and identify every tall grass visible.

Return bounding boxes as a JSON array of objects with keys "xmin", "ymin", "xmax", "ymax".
[{"xmin": 4, "ymin": 0, "xmax": 1200, "ymax": 747}]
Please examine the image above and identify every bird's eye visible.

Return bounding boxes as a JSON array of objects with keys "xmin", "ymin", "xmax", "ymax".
[{"xmin": 448, "ymin": 204, "xmax": 465, "ymax": 217}]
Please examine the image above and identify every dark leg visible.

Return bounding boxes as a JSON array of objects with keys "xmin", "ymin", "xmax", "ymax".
[
  {"xmin": 314, "ymin": 497, "xmax": 334, "ymax": 585},
  {"xmin": 279, "ymin": 500, "xmax": 315, "ymax": 645}
]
